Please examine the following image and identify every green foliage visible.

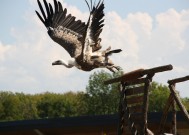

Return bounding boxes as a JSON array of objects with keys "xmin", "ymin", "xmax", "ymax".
[
  {"xmin": 0, "ymin": 91, "xmax": 38, "ymax": 121},
  {"xmin": 37, "ymin": 92, "xmax": 85, "ymax": 118},
  {"xmin": 0, "ymin": 91, "xmax": 85, "ymax": 121},
  {"xmin": 16, "ymin": 93, "xmax": 39, "ymax": 119},
  {"xmin": 0, "ymin": 92, "xmax": 20, "ymax": 120},
  {"xmin": 149, "ymin": 82, "xmax": 170, "ymax": 112},
  {"xmin": 0, "ymin": 70, "xmax": 189, "ymax": 121},
  {"xmin": 85, "ymin": 70, "xmax": 122, "ymax": 115},
  {"xmin": 182, "ymin": 97, "xmax": 189, "ymax": 110}
]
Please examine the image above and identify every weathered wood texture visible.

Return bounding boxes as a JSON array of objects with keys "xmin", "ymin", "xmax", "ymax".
[
  {"xmin": 119, "ymin": 78, "xmax": 152, "ymax": 135},
  {"xmin": 125, "ymin": 78, "xmax": 147, "ymax": 86},
  {"xmin": 168, "ymin": 75, "xmax": 189, "ymax": 84},
  {"xmin": 159, "ymin": 94, "xmax": 175, "ymax": 134},
  {"xmin": 104, "ymin": 64, "xmax": 173, "ymax": 85},
  {"xmin": 104, "ymin": 69, "xmax": 144, "ymax": 85},
  {"xmin": 140, "ymin": 64, "xmax": 172, "ymax": 76},
  {"xmin": 169, "ymin": 84, "xmax": 189, "ymax": 123},
  {"xmin": 172, "ymin": 100, "xmax": 177, "ymax": 135},
  {"xmin": 159, "ymin": 76, "xmax": 189, "ymax": 134},
  {"xmin": 126, "ymin": 95, "xmax": 144, "ymax": 105},
  {"xmin": 116, "ymin": 65, "xmax": 173, "ymax": 135},
  {"xmin": 143, "ymin": 79, "xmax": 151, "ymax": 134},
  {"xmin": 128, "ymin": 105, "xmax": 143, "ymax": 114},
  {"xmin": 124, "ymin": 86, "xmax": 145, "ymax": 96},
  {"xmin": 120, "ymin": 87, "xmax": 140, "ymax": 135}
]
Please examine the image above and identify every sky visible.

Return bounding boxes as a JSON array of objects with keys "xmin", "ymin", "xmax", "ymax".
[{"xmin": 0, "ymin": 0, "xmax": 189, "ymax": 97}]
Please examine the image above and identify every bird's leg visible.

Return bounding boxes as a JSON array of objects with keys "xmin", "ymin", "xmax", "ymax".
[
  {"xmin": 106, "ymin": 65, "xmax": 120, "ymax": 73},
  {"xmin": 105, "ymin": 58, "xmax": 121, "ymax": 72},
  {"xmin": 107, "ymin": 66, "xmax": 116, "ymax": 73}
]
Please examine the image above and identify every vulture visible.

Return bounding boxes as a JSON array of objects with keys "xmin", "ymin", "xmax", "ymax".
[{"xmin": 35, "ymin": 0, "xmax": 122, "ymax": 72}]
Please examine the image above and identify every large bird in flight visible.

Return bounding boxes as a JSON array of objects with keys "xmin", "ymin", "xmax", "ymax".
[{"xmin": 35, "ymin": 0, "xmax": 122, "ymax": 72}]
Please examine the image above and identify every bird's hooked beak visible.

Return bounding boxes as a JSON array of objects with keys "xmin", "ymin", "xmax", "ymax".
[{"xmin": 52, "ymin": 60, "xmax": 62, "ymax": 66}]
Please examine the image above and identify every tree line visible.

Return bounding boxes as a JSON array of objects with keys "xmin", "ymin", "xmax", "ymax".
[{"xmin": 0, "ymin": 70, "xmax": 189, "ymax": 121}]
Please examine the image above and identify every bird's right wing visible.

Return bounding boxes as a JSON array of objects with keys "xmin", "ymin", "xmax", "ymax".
[
  {"xmin": 84, "ymin": 0, "xmax": 105, "ymax": 52},
  {"xmin": 35, "ymin": 0, "xmax": 87, "ymax": 57}
]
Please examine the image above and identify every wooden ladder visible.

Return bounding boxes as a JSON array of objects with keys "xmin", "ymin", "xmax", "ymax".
[{"xmin": 105, "ymin": 64, "xmax": 173, "ymax": 135}]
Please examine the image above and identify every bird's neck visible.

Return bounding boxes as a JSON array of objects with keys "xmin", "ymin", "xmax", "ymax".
[{"xmin": 62, "ymin": 59, "xmax": 76, "ymax": 68}]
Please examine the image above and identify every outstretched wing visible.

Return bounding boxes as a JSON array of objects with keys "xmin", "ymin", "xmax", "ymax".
[
  {"xmin": 85, "ymin": 0, "xmax": 105, "ymax": 52},
  {"xmin": 35, "ymin": 0, "xmax": 87, "ymax": 57}
]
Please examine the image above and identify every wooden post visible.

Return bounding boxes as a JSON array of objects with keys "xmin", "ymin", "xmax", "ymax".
[
  {"xmin": 168, "ymin": 76, "xmax": 189, "ymax": 84},
  {"xmin": 172, "ymin": 99, "xmax": 177, "ymax": 135},
  {"xmin": 104, "ymin": 69, "xmax": 144, "ymax": 85},
  {"xmin": 143, "ymin": 75, "xmax": 153, "ymax": 135},
  {"xmin": 118, "ymin": 83, "xmax": 125, "ymax": 135},
  {"xmin": 169, "ymin": 84, "xmax": 189, "ymax": 124},
  {"xmin": 158, "ymin": 94, "xmax": 174, "ymax": 134},
  {"xmin": 168, "ymin": 75, "xmax": 189, "ymax": 124},
  {"xmin": 159, "ymin": 75, "xmax": 189, "ymax": 134}
]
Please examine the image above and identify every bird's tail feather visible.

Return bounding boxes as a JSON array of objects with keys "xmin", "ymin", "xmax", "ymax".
[{"xmin": 105, "ymin": 49, "xmax": 122, "ymax": 56}]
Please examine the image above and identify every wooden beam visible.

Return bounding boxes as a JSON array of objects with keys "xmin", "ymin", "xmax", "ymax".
[
  {"xmin": 104, "ymin": 64, "xmax": 173, "ymax": 85},
  {"xmin": 124, "ymin": 86, "xmax": 145, "ymax": 96},
  {"xmin": 127, "ymin": 95, "xmax": 144, "ymax": 105},
  {"xmin": 158, "ymin": 94, "xmax": 175, "ymax": 134},
  {"xmin": 169, "ymin": 84, "xmax": 189, "ymax": 124},
  {"xmin": 104, "ymin": 69, "xmax": 144, "ymax": 85},
  {"xmin": 125, "ymin": 78, "xmax": 147, "ymax": 86},
  {"xmin": 168, "ymin": 75, "xmax": 189, "ymax": 84},
  {"xmin": 140, "ymin": 64, "xmax": 173, "ymax": 76}
]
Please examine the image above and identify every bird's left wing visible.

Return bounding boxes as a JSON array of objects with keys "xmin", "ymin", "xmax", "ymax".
[{"xmin": 35, "ymin": 0, "xmax": 87, "ymax": 57}]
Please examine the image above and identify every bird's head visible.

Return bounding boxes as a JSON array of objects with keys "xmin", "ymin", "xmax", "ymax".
[
  {"xmin": 52, "ymin": 59, "xmax": 74, "ymax": 68},
  {"xmin": 52, "ymin": 60, "xmax": 63, "ymax": 66}
]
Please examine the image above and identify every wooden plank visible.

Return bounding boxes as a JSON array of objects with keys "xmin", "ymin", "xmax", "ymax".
[
  {"xmin": 125, "ymin": 78, "xmax": 147, "ymax": 86},
  {"xmin": 168, "ymin": 75, "xmax": 189, "ymax": 84},
  {"xmin": 141, "ymin": 64, "xmax": 173, "ymax": 76},
  {"xmin": 104, "ymin": 69, "xmax": 144, "ymax": 85},
  {"xmin": 127, "ymin": 95, "xmax": 144, "ymax": 105},
  {"xmin": 131, "ymin": 113, "xmax": 143, "ymax": 123},
  {"xmin": 125, "ymin": 86, "xmax": 145, "ymax": 96},
  {"xmin": 104, "ymin": 64, "xmax": 173, "ymax": 85},
  {"xmin": 129, "ymin": 104, "xmax": 143, "ymax": 114},
  {"xmin": 120, "ymin": 90, "xmax": 140, "ymax": 135}
]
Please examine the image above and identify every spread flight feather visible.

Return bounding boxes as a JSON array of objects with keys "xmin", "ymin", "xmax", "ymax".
[{"xmin": 35, "ymin": 0, "xmax": 122, "ymax": 72}]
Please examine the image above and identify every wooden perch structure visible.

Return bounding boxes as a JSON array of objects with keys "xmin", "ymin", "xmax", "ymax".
[
  {"xmin": 115, "ymin": 64, "xmax": 173, "ymax": 135},
  {"xmin": 168, "ymin": 75, "xmax": 189, "ymax": 84},
  {"xmin": 104, "ymin": 64, "xmax": 173, "ymax": 85},
  {"xmin": 112, "ymin": 64, "xmax": 189, "ymax": 135},
  {"xmin": 159, "ymin": 75, "xmax": 189, "ymax": 134}
]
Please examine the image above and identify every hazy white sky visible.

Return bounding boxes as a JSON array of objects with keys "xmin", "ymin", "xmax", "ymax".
[{"xmin": 0, "ymin": 0, "xmax": 189, "ymax": 97}]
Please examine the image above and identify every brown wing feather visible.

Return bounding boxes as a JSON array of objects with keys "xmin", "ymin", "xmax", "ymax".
[
  {"xmin": 36, "ymin": 0, "xmax": 87, "ymax": 57},
  {"xmin": 85, "ymin": 0, "xmax": 105, "ymax": 51}
]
